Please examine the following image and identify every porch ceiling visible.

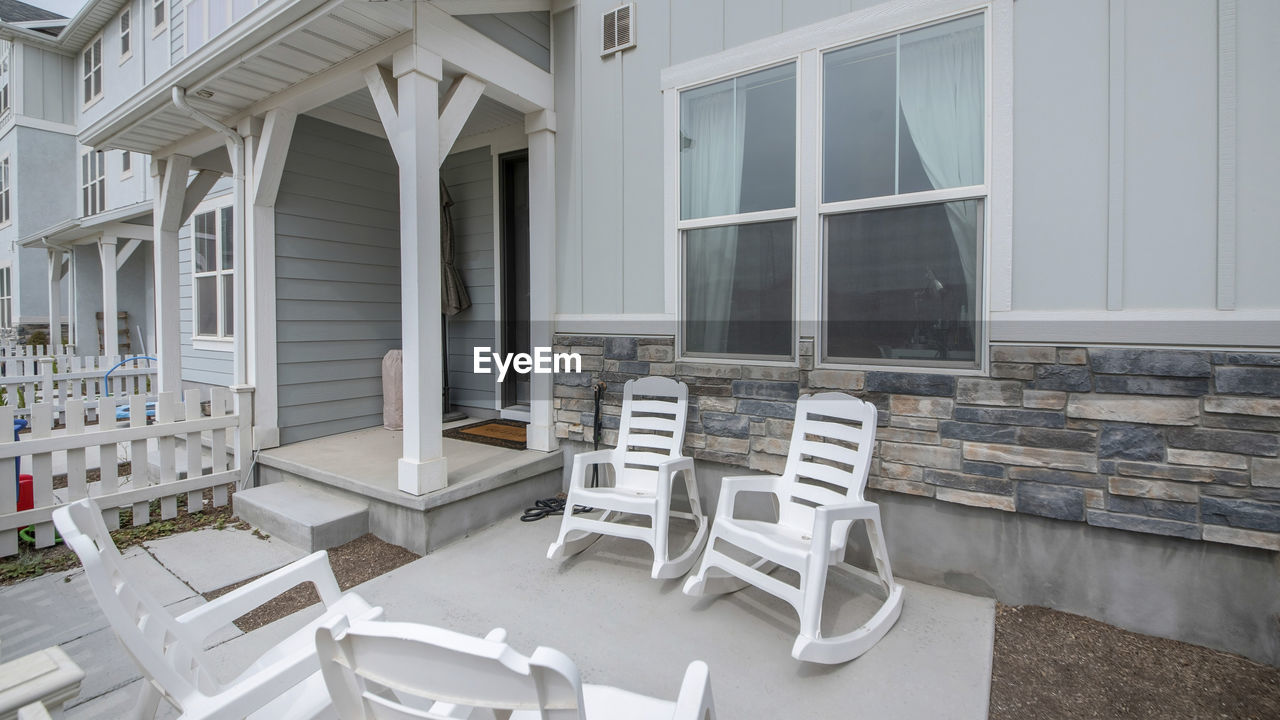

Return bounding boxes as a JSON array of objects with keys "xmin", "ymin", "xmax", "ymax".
[{"xmin": 88, "ymin": 0, "xmax": 413, "ymax": 154}]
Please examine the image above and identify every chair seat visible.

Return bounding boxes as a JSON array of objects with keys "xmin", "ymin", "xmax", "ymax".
[
  {"xmin": 509, "ymin": 684, "xmax": 677, "ymax": 720},
  {"xmin": 572, "ymin": 485, "xmax": 660, "ymax": 514},
  {"xmin": 717, "ymin": 517, "xmax": 843, "ymax": 568}
]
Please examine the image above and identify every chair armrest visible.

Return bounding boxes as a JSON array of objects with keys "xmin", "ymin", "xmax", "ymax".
[
  {"xmin": 672, "ymin": 661, "xmax": 715, "ymax": 720},
  {"xmin": 176, "ymin": 551, "xmax": 342, "ymax": 642},
  {"xmin": 714, "ymin": 475, "xmax": 782, "ymax": 521},
  {"xmin": 180, "ymin": 638, "xmax": 322, "ymax": 720},
  {"xmin": 810, "ymin": 500, "xmax": 880, "ymax": 550},
  {"xmin": 657, "ymin": 456, "xmax": 694, "ymax": 474},
  {"xmin": 569, "ymin": 449, "xmax": 617, "ymax": 488}
]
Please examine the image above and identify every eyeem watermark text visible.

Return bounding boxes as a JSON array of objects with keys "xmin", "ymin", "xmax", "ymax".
[{"xmin": 473, "ymin": 347, "xmax": 581, "ymax": 381}]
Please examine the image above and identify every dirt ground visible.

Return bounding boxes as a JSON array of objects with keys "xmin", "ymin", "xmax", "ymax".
[
  {"xmin": 990, "ymin": 604, "xmax": 1280, "ymax": 720},
  {"xmin": 203, "ymin": 533, "xmax": 420, "ymax": 632}
]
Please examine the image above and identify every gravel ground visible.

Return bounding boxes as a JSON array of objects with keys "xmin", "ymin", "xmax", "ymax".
[
  {"xmin": 990, "ymin": 604, "xmax": 1280, "ymax": 720},
  {"xmin": 203, "ymin": 533, "xmax": 420, "ymax": 632}
]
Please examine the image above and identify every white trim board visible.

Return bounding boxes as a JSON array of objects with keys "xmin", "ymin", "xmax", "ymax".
[{"xmin": 988, "ymin": 310, "xmax": 1280, "ymax": 348}]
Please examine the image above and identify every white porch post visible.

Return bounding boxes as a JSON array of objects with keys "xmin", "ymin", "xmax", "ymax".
[
  {"xmin": 46, "ymin": 250, "xmax": 62, "ymax": 347},
  {"xmin": 243, "ymin": 109, "xmax": 295, "ymax": 450},
  {"xmin": 525, "ymin": 110, "xmax": 557, "ymax": 452},
  {"xmin": 152, "ymin": 155, "xmax": 192, "ymax": 393},
  {"xmin": 99, "ymin": 238, "xmax": 118, "ymax": 357},
  {"xmin": 397, "ymin": 48, "xmax": 447, "ymax": 495}
]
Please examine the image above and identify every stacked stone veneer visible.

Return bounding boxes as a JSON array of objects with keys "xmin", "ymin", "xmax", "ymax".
[{"xmin": 552, "ymin": 336, "xmax": 1280, "ymax": 552}]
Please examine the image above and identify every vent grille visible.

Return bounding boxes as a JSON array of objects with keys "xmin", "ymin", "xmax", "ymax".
[{"xmin": 602, "ymin": 4, "xmax": 635, "ymax": 56}]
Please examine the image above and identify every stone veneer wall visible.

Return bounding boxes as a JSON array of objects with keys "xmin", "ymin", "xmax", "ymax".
[{"xmin": 552, "ymin": 335, "xmax": 1280, "ymax": 552}]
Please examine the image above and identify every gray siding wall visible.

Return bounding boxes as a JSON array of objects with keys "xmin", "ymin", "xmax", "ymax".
[
  {"xmin": 559, "ymin": 0, "xmax": 1280, "ymax": 320},
  {"xmin": 11, "ymin": 127, "xmax": 76, "ymax": 323},
  {"xmin": 442, "ymin": 146, "xmax": 496, "ymax": 411},
  {"xmin": 275, "ymin": 116, "xmax": 400, "ymax": 444},
  {"xmin": 19, "ymin": 45, "xmax": 74, "ymax": 126},
  {"xmin": 459, "ymin": 12, "xmax": 550, "ymax": 71},
  {"xmin": 178, "ymin": 180, "xmax": 234, "ymax": 385}
]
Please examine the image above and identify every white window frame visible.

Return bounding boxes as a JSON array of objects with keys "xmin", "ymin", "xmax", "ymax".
[
  {"xmin": 190, "ymin": 197, "xmax": 235, "ymax": 348},
  {"xmin": 82, "ymin": 149, "xmax": 105, "ymax": 216},
  {"xmin": 152, "ymin": 0, "xmax": 168, "ymax": 36},
  {"xmin": 0, "ymin": 155, "xmax": 10, "ymax": 229},
  {"xmin": 120, "ymin": 150, "xmax": 133, "ymax": 179},
  {"xmin": 82, "ymin": 35, "xmax": 103, "ymax": 108},
  {"xmin": 119, "ymin": 7, "xmax": 133, "ymax": 63},
  {"xmin": 661, "ymin": 0, "xmax": 1012, "ymax": 374},
  {"xmin": 0, "ymin": 266, "xmax": 11, "ymax": 330},
  {"xmin": 0, "ymin": 43, "xmax": 11, "ymax": 120}
]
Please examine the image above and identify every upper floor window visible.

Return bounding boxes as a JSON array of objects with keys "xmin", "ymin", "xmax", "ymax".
[
  {"xmin": 82, "ymin": 150, "xmax": 105, "ymax": 216},
  {"xmin": 120, "ymin": 9, "xmax": 133, "ymax": 61},
  {"xmin": 121, "ymin": 150, "xmax": 132, "ymax": 178},
  {"xmin": 0, "ymin": 156, "xmax": 10, "ymax": 228},
  {"xmin": 672, "ymin": 10, "xmax": 989, "ymax": 370},
  {"xmin": 0, "ymin": 44, "xmax": 10, "ymax": 118},
  {"xmin": 193, "ymin": 204, "xmax": 234, "ymax": 341},
  {"xmin": 153, "ymin": 0, "xmax": 167, "ymax": 32},
  {"xmin": 0, "ymin": 268, "xmax": 11, "ymax": 329},
  {"xmin": 82, "ymin": 36, "xmax": 103, "ymax": 106}
]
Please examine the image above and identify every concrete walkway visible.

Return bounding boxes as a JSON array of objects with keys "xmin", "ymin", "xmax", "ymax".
[{"xmin": 0, "ymin": 515, "xmax": 996, "ymax": 719}]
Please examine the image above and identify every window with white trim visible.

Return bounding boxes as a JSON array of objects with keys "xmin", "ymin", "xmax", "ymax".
[
  {"xmin": 120, "ymin": 8, "xmax": 132, "ymax": 61},
  {"xmin": 81, "ymin": 150, "xmax": 105, "ymax": 216},
  {"xmin": 0, "ymin": 156, "xmax": 10, "ymax": 227},
  {"xmin": 82, "ymin": 36, "xmax": 103, "ymax": 105},
  {"xmin": 0, "ymin": 42, "xmax": 11, "ymax": 119},
  {"xmin": 121, "ymin": 150, "xmax": 132, "ymax": 177},
  {"xmin": 192, "ymin": 204, "xmax": 234, "ymax": 340},
  {"xmin": 0, "ymin": 268, "xmax": 11, "ymax": 329},
  {"xmin": 153, "ymin": 0, "xmax": 167, "ymax": 32},
  {"xmin": 674, "ymin": 11, "xmax": 988, "ymax": 369}
]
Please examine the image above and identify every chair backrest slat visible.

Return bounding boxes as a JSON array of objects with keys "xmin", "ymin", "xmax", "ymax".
[
  {"xmin": 777, "ymin": 393, "xmax": 877, "ymax": 531},
  {"xmin": 614, "ymin": 377, "xmax": 688, "ymax": 486}
]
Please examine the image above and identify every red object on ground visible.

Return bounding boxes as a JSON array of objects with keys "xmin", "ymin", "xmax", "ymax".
[{"xmin": 17, "ymin": 474, "xmax": 32, "ymax": 511}]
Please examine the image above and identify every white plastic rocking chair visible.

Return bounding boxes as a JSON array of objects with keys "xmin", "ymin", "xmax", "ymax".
[
  {"xmin": 315, "ymin": 616, "xmax": 716, "ymax": 720},
  {"xmin": 682, "ymin": 392, "xmax": 905, "ymax": 665},
  {"xmin": 547, "ymin": 377, "xmax": 709, "ymax": 579},
  {"xmin": 52, "ymin": 498, "xmax": 383, "ymax": 720}
]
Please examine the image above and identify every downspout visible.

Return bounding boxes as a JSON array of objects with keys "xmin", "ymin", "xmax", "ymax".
[{"xmin": 169, "ymin": 87, "xmax": 247, "ymax": 388}]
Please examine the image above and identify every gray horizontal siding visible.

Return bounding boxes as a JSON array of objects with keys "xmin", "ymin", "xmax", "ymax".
[
  {"xmin": 459, "ymin": 12, "xmax": 550, "ymax": 71},
  {"xmin": 275, "ymin": 115, "xmax": 400, "ymax": 445},
  {"xmin": 442, "ymin": 146, "xmax": 496, "ymax": 411}
]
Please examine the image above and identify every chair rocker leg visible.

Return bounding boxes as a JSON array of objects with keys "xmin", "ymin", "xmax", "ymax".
[
  {"xmin": 546, "ymin": 510, "xmax": 613, "ymax": 561},
  {"xmin": 650, "ymin": 514, "xmax": 709, "ymax": 580},
  {"xmin": 682, "ymin": 548, "xmax": 770, "ymax": 597}
]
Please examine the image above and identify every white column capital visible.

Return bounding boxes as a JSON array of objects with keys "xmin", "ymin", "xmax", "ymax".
[
  {"xmin": 392, "ymin": 44, "xmax": 443, "ymax": 82},
  {"xmin": 525, "ymin": 109, "xmax": 556, "ymax": 135},
  {"xmin": 100, "ymin": 236, "xmax": 118, "ymax": 247}
]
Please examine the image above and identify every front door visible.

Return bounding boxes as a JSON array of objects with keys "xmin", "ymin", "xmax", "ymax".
[{"xmin": 498, "ymin": 150, "xmax": 530, "ymax": 412}]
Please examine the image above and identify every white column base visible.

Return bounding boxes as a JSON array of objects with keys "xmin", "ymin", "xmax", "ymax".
[
  {"xmin": 526, "ymin": 422, "xmax": 557, "ymax": 453},
  {"xmin": 398, "ymin": 456, "xmax": 448, "ymax": 496},
  {"xmin": 253, "ymin": 425, "xmax": 280, "ymax": 451}
]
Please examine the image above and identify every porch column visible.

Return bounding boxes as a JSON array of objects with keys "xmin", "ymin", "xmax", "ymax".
[
  {"xmin": 525, "ymin": 111, "xmax": 557, "ymax": 452},
  {"xmin": 99, "ymin": 238, "xmax": 118, "ymax": 357},
  {"xmin": 152, "ymin": 155, "xmax": 192, "ymax": 393},
  {"xmin": 46, "ymin": 250, "xmax": 62, "ymax": 347}
]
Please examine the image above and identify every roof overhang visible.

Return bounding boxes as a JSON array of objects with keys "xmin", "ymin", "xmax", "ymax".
[{"xmin": 21, "ymin": 201, "xmax": 154, "ymax": 248}]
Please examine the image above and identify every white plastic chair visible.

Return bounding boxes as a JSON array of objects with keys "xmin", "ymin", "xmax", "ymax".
[
  {"xmin": 682, "ymin": 392, "xmax": 904, "ymax": 664},
  {"xmin": 547, "ymin": 377, "xmax": 708, "ymax": 579},
  {"xmin": 52, "ymin": 497, "xmax": 383, "ymax": 720},
  {"xmin": 315, "ymin": 616, "xmax": 716, "ymax": 720}
]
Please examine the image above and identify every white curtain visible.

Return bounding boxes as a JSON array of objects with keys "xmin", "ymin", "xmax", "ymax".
[
  {"xmin": 682, "ymin": 82, "xmax": 745, "ymax": 353},
  {"xmin": 898, "ymin": 24, "xmax": 984, "ymax": 316}
]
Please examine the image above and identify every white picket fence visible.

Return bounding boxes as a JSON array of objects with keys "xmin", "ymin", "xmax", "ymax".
[
  {"xmin": 0, "ymin": 355, "xmax": 156, "ymax": 420},
  {"xmin": 0, "ymin": 386, "xmax": 253, "ymax": 558},
  {"xmin": 0, "ymin": 344, "xmax": 75, "ymax": 359}
]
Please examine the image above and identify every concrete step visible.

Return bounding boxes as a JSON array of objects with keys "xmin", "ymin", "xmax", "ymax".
[{"xmin": 233, "ymin": 482, "xmax": 369, "ymax": 552}]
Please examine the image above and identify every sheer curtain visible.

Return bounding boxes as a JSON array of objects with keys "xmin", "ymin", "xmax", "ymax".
[
  {"xmin": 682, "ymin": 84, "xmax": 745, "ymax": 353},
  {"xmin": 898, "ymin": 22, "xmax": 984, "ymax": 317}
]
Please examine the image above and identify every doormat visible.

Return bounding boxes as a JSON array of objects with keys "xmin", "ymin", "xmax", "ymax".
[{"xmin": 443, "ymin": 419, "xmax": 527, "ymax": 450}]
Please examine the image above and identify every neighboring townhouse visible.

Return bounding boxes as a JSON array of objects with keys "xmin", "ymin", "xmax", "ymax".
[
  {"xmin": 12, "ymin": 0, "xmax": 1280, "ymax": 667},
  {"xmin": 0, "ymin": 0, "xmax": 73, "ymax": 342}
]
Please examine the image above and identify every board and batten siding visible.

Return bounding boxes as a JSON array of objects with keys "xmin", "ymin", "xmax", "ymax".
[
  {"xmin": 442, "ymin": 147, "xmax": 497, "ymax": 412},
  {"xmin": 18, "ymin": 45, "xmax": 74, "ymax": 126},
  {"xmin": 274, "ymin": 115, "xmax": 401, "ymax": 445},
  {"xmin": 178, "ymin": 181, "xmax": 234, "ymax": 386}
]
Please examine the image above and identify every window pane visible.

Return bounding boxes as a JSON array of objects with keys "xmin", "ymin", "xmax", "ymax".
[
  {"xmin": 222, "ymin": 274, "xmax": 233, "ymax": 336},
  {"xmin": 822, "ymin": 14, "xmax": 984, "ymax": 203},
  {"xmin": 823, "ymin": 37, "xmax": 896, "ymax": 202},
  {"xmin": 823, "ymin": 200, "xmax": 980, "ymax": 365},
  {"xmin": 680, "ymin": 63, "xmax": 795, "ymax": 220},
  {"xmin": 897, "ymin": 15, "xmax": 985, "ymax": 194},
  {"xmin": 194, "ymin": 212, "xmax": 215, "ymax": 272},
  {"xmin": 196, "ymin": 276, "xmax": 217, "ymax": 336},
  {"xmin": 220, "ymin": 206, "xmax": 234, "ymax": 270},
  {"xmin": 684, "ymin": 220, "xmax": 793, "ymax": 358}
]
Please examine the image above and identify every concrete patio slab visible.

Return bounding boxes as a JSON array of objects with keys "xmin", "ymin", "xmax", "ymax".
[
  {"xmin": 354, "ymin": 516, "xmax": 997, "ymax": 720},
  {"xmin": 142, "ymin": 526, "xmax": 308, "ymax": 594}
]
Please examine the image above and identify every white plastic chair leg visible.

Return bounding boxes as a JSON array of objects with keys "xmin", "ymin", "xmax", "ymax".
[
  {"xmin": 128, "ymin": 679, "xmax": 162, "ymax": 720},
  {"xmin": 547, "ymin": 510, "xmax": 612, "ymax": 561}
]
